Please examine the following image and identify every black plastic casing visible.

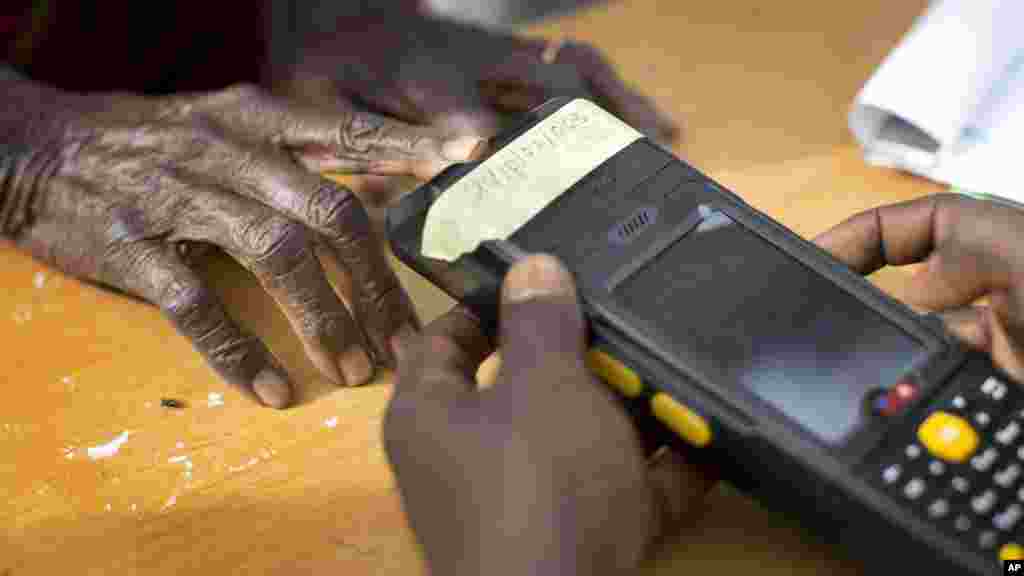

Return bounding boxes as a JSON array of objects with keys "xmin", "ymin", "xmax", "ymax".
[{"xmin": 387, "ymin": 98, "xmax": 1010, "ymax": 575}]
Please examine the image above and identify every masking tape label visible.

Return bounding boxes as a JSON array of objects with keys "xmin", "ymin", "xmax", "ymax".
[{"xmin": 421, "ymin": 99, "xmax": 643, "ymax": 261}]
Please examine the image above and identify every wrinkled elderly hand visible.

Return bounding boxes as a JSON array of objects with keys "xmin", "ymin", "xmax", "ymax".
[
  {"xmin": 269, "ymin": 8, "xmax": 678, "ymax": 143},
  {"xmin": 0, "ymin": 76, "xmax": 483, "ymax": 407}
]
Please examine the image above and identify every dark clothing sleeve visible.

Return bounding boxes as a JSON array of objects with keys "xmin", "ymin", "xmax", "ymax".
[{"xmin": 2, "ymin": 1, "xmax": 266, "ymax": 94}]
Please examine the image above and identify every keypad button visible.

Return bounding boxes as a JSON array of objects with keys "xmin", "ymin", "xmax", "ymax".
[
  {"xmin": 955, "ymin": 515, "xmax": 972, "ymax": 532},
  {"xmin": 649, "ymin": 393, "xmax": 712, "ymax": 447},
  {"xmin": 882, "ymin": 464, "xmax": 902, "ymax": 485},
  {"xmin": 972, "ymin": 490, "xmax": 997, "ymax": 515},
  {"xmin": 995, "ymin": 464, "xmax": 1022, "ymax": 489},
  {"xmin": 905, "ymin": 444, "xmax": 921, "ymax": 460},
  {"xmin": 918, "ymin": 412, "xmax": 980, "ymax": 463},
  {"xmin": 952, "ymin": 476, "xmax": 970, "ymax": 494},
  {"xmin": 1018, "ymin": 486, "xmax": 1024, "ymax": 502},
  {"xmin": 904, "ymin": 478, "xmax": 926, "ymax": 500},
  {"xmin": 928, "ymin": 499, "xmax": 950, "ymax": 519},
  {"xmin": 994, "ymin": 504, "xmax": 1023, "ymax": 531},
  {"xmin": 976, "ymin": 412, "xmax": 992, "ymax": 427},
  {"xmin": 997, "ymin": 421, "xmax": 1022, "ymax": 446},
  {"xmin": 982, "ymin": 377, "xmax": 1008, "ymax": 401},
  {"xmin": 980, "ymin": 530, "xmax": 998, "ymax": 549},
  {"xmin": 882, "ymin": 381, "xmax": 918, "ymax": 415},
  {"xmin": 587, "ymin": 349, "xmax": 644, "ymax": 398},
  {"xmin": 1001, "ymin": 543, "xmax": 1024, "ymax": 562},
  {"xmin": 972, "ymin": 448, "xmax": 999, "ymax": 472},
  {"xmin": 928, "ymin": 461, "xmax": 945, "ymax": 476},
  {"xmin": 1017, "ymin": 445, "xmax": 1024, "ymax": 461},
  {"xmin": 952, "ymin": 395, "xmax": 967, "ymax": 409}
]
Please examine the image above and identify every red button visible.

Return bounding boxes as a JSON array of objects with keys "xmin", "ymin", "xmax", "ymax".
[
  {"xmin": 895, "ymin": 381, "xmax": 916, "ymax": 399},
  {"xmin": 881, "ymin": 380, "xmax": 918, "ymax": 416}
]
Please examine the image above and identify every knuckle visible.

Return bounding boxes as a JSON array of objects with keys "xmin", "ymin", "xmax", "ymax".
[
  {"xmin": 360, "ymin": 279, "xmax": 405, "ymax": 324},
  {"xmin": 154, "ymin": 94, "xmax": 197, "ymax": 123},
  {"xmin": 339, "ymin": 110, "xmax": 388, "ymax": 154},
  {"xmin": 182, "ymin": 120, "xmax": 224, "ymax": 145},
  {"xmin": 933, "ymin": 192, "xmax": 970, "ymax": 215},
  {"xmin": 158, "ymin": 279, "xmax": 259, "ymax": 371},
  {"xmin": 308, "ymin": 181, "xmax": 359, "ymax": 232},
  {"xmin": 149, "ymin": 122, "xmax": 222, "ymax": 161},
  {"xmin": 159, "ymin": 276, "xmax": 211, "ymax": 325},
  {"xmin": 323, "ymin": 199, "xmax": 371, "ymax": 246},
  {"xmin": 221, "ymin": 83, "xmax": 266, "ymax": 103},
  {"xmin": 237, "ymin": 215, "xmax": 308, "ymax": 263},
  {"xmin": 155, "ymin": 276, "xmax": 222, "ymax": 338},
  {"xmin": 205, "ymin": 331, "xmax": 259, "ymax": 370},
  {"xmin": 102, "ymin": 208, "xmax": 149, "ymax": 246},
  {"xmin": 223, "ymin": 143, "xmax": 261, "ymax": 180},
  {"xmin": 295, "ymin": 305, "xmax": 343, "ymax": 339}
]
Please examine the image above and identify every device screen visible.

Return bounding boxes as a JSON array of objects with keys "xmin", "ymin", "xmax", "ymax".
[{"xmin": 615, "ymin": 210, "xmax": 929, "ymax": 445}]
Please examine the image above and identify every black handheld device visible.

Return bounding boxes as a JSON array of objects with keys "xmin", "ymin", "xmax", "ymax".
[{"xmin": 387, "ymin": 98, "xmax": 1021, "ymax": 575}]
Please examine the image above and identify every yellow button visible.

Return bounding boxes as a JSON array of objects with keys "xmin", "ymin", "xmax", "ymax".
[
  {"xmin": 917, "ymin": 412, "xmax": 979, "ymax": 463},
  {"xmin": 650, "ymin": 393, "xmax": 712, "ymax": 447},
  {"xmin": 1000, "ymin": 543, "xmax": 1024, "ymax": 561},
  {"xmin": 586, "ymin": 348, "xmax": 643, "ymax": 398},
  {"xmin": 475, "ymin": 351, "xmax": 502, "ymax": 390}
]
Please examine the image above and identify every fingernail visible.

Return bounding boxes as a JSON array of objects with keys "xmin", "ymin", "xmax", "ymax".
[
  {"xmin": 338, "ymin": 346, "xmax": 374, "ymax": 387},
  {"xmin": 253, "ymin": 368, "xmax": 292, "ymax": 409},
  {"xmin": 442, "ymin": 136, "xmax": 488, "ymax": 162},
  {"xmin": 504, "ymin": 254, "xmax": 573, "ymax": 303},
  {"xmin": 475, "ymin": 351, "xmax": 502, "ymax": 390}
]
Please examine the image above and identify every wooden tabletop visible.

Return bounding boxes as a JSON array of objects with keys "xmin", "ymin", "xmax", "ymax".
[{"xmin": 2, "ymin": 0, "xmax": 943, "ymax": 574}]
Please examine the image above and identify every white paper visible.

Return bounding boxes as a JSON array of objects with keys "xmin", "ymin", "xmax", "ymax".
[
  {"xmin": 422, "ymin": 99, "xmax": 642, "ymax": 261},
  {"xmin": 849, "ymin": 0, "xmax": 1024, "ymax": 203}
]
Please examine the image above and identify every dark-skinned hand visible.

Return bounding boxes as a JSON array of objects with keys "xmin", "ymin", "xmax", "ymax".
[
  {"xmin": 815, "ymin": 194, "xmax": 1024, "ymax": 382},
  {"xmin": 269, "ymin": 7, "xmax": 679, "ymax": 206},
  {"xmin": 0, "ymin": 77, "xmax": 485, "ymax": 408},
  {"xmin": 269, "ymin": 7, "xmax": 679, "ymax": 143},
  {"xmin": 383, "ymin": 255, "xmax": 715, "ymax": 576}
]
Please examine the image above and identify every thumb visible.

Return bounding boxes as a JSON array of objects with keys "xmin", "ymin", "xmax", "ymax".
[{"xmin": 498, "ymin": 255, "xmax": 586, "ymax": 384}]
